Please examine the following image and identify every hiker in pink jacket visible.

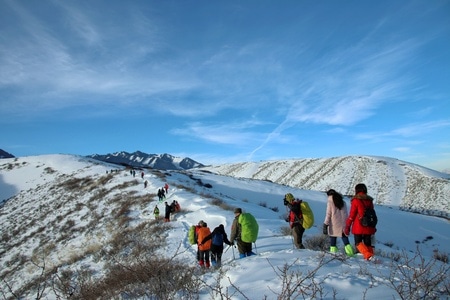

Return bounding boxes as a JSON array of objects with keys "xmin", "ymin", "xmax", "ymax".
[{"xmin": 323, "ymin": 189, "xmax": 354, "ymax": 257}]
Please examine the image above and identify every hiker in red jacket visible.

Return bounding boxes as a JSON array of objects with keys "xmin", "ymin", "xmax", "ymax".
[{"xmin": 345, "ymin": 183, "xmax": 377, "ymax": 260}]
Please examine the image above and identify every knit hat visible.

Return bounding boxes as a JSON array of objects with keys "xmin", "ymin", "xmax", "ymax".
[
  {"xmin": 234, "ymin": 207, "xmax": 242, "ymax": 214},
  {"xmin": 198, "ymin": 220, "xmax": 205, "ymax": 226}
]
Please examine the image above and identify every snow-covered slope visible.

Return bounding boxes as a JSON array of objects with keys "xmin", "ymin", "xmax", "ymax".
[
  {"xmin": 1, "ymin": 155, "xmax": 449, "ymax": 299},
  {"xmin": 201, "ymin": 155, "xmax": 450, "ymax": 219}
]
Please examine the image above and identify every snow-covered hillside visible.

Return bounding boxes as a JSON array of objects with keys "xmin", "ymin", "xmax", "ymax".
[
  {"xmin": 1, "ymin": 155, "xmax": 449, "ymax": 299},
  {"xmin": 201, "ymin": 156, "xmax": 450, "ymax": 219}
]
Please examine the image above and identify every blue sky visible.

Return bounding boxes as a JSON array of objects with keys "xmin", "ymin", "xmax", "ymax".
[{"xmin": 1, "ymin": 1, "xmax": 449, "ymax": 171}]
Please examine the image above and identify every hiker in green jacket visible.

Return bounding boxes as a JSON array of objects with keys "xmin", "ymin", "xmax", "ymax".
[{"xmin": 230, "ymin": 208, "xmax": 256, "ymax": 258}]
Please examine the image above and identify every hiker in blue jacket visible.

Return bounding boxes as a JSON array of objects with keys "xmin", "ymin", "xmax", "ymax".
[{"xmin": 201, "ymin": 224, "xmax": 231, "ymax": 267}]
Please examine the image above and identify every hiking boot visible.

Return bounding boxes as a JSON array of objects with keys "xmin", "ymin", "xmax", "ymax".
[
  {"xmin": 298, "ymin": 244, "xmax": 305, "ymax": 249},
  {"xmin": 330, "ymin": 246, "xmax": 338, "ymax": 254},
  {"xmin": 356, "ymin": 243, "xmax": 373, "ymax": 260},
  {"xmin": 239, "ymin": 253, "xmax": 246, "ymax": 259},
  {"xmin": 344, "ymin": 244, "xmax": 354, "ymax": 257}
]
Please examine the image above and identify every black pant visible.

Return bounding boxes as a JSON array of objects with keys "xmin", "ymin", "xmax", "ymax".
[
  {"xmin": 210, "ymin": 244, "xmax": 225, "ymax": 264},
  {"xmin": 354, "ymin": 234, "xmax": 372, "ymax": 247}
]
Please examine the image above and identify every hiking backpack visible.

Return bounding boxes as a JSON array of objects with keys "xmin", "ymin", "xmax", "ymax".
[
  {"xmin": 284, "ymin": 193, "xmax": 314, "ymax": 229},
  {"xmin": 211, "ymin": 233, "xmax": 224, "ymax": 246},
  {"xmin": 238, "ymin": 213, "xmax": 259, "ymax": 243},
  {"xmin": 300, "ymin": 201, "xmax": 314, "ymax": 229},
  {"xmin": 188, "ymin": 225, "xmax": 197, "ymax": 245},
  {"xmin": 359, "ymin": 200, "xmax": 378, "ymax": 228}
]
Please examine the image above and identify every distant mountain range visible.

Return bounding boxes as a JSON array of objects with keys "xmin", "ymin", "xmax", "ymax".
[
  {"xmin": 87, "ymin": 151, "xmax": 204, "ymax": 170},
  {"xmin": 0, "ymin": 149, "xmax": 14, "ymax": 159}
]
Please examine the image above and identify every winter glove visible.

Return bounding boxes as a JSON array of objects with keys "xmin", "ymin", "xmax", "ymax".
[
  {"xmin": 322, "ymin": 224, "xmax": 328, "ymax": 235},
  {"xmin": 344, "ymin": 226, "xmax": 351, "ymax": 237},
  {"xmin": 285, "ymin": 217, "xmax": 289, "ymax": 222}
]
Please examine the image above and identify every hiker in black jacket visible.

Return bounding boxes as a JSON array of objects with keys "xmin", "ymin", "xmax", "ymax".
[
  {"xmin": 201, "ymin": 224, "xmax": 231, "ymax": 267},
  {"xmin": 164, "ymin": 202, "xmax": 171, "ymax": 222}
]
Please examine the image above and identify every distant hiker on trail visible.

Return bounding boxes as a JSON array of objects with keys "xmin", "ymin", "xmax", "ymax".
[
  {"xmin": 141, "ymin": 171, "xmax": 144, "ymax": 179},
  {"xmin": 132, "ymin": 170, "xmax": 136, "ymax": 177},
  {"xmin": 144, "ymin": 180, "xmax": 148, "ymax": 188},
  {"xmin": 230, "ymin": 208, "xmax": 258, "ymax": 258},
  {"xmin": 164, "ymin": 183, "xmax": 169, "ymax": 194},
  {"xmin": 170, "ymin": 200, "xmax": 180, "ymax": 213},
  {"xmin": 323, "ymin": 189, "xmax": 354, "ymax": 257},
  {"xmin": 169, "ymin": 200, "xmax": 179, "ymax": 221},
  {"xmin": 345, "ymin": 183, "xmax": 377, "ymax": 261},
  {"xmin": 284, "ymin": 193, "xmax": 306, "ymax": 249},
  {"xmin": 201, "ymin": 224, "xmax": 231, "ymax": 267},
  {"xmin": 153, "ymin": 205, "xmax": 160, "ymax": 220},
  {"xmin": 170, "ymin": 201, "xmax": 177, "ymax": 213},
  {"xmin": 164, "ymin": 202, "xmax": 171, "ymax": 222},
  {"xmin": 158, "ymin": 188, "xmax": 164, "ymax": 202},
  {"xmin": 197, "ymin": 222, "xmax": 212, "ymax": 268}
]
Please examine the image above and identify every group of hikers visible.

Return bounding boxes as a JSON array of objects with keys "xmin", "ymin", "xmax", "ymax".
[
  {"xmin": 189, "ymin": 207, "xmax": 259, "ymax": 268},
  {"xmin": 188, "ymin": 182, "xmax": 378, "ymax": 269},
  {"xmin": 157, "ymin": 183, "xmax": 169, "ymax": 201},
  {"xmin": 285, "ymin": 182, "xmax": 377, "ymax": 261},
  {"xmin": 150, "ymin": 181, "xmax": 377, "ymax": 269},
  {"xmin": 324, "ymin": 183, "xmax": 377, "ymax": 261},
  {"xmin": 153, "ymin": 199, "xmax": 180, "ymax": 222}
]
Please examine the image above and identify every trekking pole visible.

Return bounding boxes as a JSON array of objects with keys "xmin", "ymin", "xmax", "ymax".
[
  {"xmin": 253, "ymin": 242, "xmax": 258, "ymax": 254},
  {"xmin": 232, "ymin": 245, "xmax": 236, "ymax": 260},
  {"xmin": 224, "ymin": 245, "xmax": 232, "ymax": 254}
]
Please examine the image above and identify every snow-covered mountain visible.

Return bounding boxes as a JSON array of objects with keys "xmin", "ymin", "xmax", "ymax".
[
  {"xmin": 201, "ymin": 155, "xmax": 450, "ymax": 219},
  {"xmin": 87, "ymin": 151, "xmax": 204, "ymax": 170},
  {"xmin": 0, "ymin": 149, "xmax": 14, "ymax": 159},
  {"xmin": 0, "ymin": 155, "xmax": 449, "ymax": 299}
]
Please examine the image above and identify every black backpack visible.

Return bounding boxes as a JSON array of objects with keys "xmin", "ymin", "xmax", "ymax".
[{"xmin": 359, "ymin": 200, "xmax": 378, "ymax": 227}]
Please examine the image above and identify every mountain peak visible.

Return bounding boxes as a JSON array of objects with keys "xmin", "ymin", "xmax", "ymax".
[
  {"xmin": 87, "ymin": 151, "xmax": 204, "ymax": 170},
  {"xmin": 0, "ymin": 149, "xmax": 14, "ymax": 159}
]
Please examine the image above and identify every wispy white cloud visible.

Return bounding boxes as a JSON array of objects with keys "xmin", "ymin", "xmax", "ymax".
[
  {"xmin": 391, "ymin": 120, "xmax": 450, "ymax": 138},
  {"xmin": 170, "ymin": 119, "xmax": 268, "ymax": 146},
  {"xmin": 393, "ymin": 147, "xmax": 411, "ymax": 153},
  {"xmin": 353, "ymin": 120, "xmax": 450, "ymax": 144}
]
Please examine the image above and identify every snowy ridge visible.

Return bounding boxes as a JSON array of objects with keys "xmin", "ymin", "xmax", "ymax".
[
  {"xmin": 0, "ymin": 155, "xmax": 449, "ymax": 299},
  {"xmin": 201, "ymin": 155, "xmax": 450, "ymax": 219}
]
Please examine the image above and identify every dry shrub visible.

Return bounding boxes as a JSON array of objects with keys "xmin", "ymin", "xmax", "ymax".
[
  {"xmin": 96, "ymin": 173, "xmax": 115, "ymax": 186},
  {"xmin": 207, "ymin": 196, "xmax": 234, "ymax": 211},
  {"xmin": 280, "ymin": 225, "xmax": 292, "ymax": 236},
  {"xmin": 44, "ymin": 167, "xmax": 56, "ymax": 174},
  {"xmin": 61, "ymin": 177, "xmax": 95, "ymax": 191},
  {"xmin": 72, "ymin": 258, "xmax": 201, "ymax": 300},
  {"xmin": 114, "ymin": 179, "xmax": 140, "ymax": 190},
  {"xmin": 382, "ymin": 248, "xmax": 450, "ymax": 299},
  {"xmin": 304, "ymin": 234, "xmax": 330, "ymax": 251}
]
